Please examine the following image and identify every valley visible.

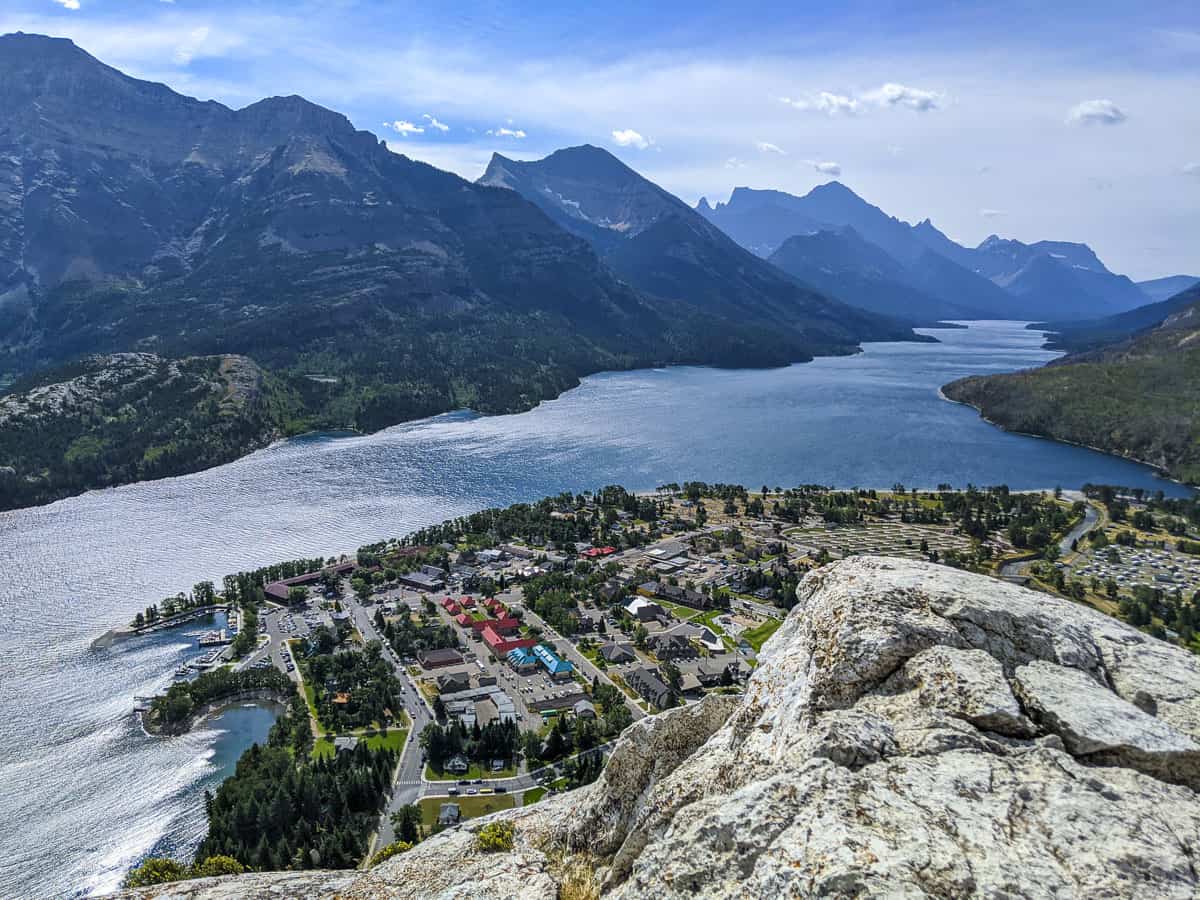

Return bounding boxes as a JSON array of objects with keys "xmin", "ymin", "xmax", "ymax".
[{"xmin": 0, "ymin": 16, "xmax": 1197, "ymax": 899}]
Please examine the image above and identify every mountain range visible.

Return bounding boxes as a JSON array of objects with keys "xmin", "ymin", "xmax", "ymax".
[
  {"xmin": 477, "ymin": 147, "xmax": 912, "ymax": 346},
  {"xmin": 698, "ymin": 184, "xmax": 1167, "ymax": 322},
  {"xmin": 0, "ymin": 32, "xmax": 914, "ymax": 507}
]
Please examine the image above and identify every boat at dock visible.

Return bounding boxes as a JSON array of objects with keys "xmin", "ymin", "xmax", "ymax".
[{"xmin": 198, "ymin": 629, "xmax": 231, "ymax": 647}]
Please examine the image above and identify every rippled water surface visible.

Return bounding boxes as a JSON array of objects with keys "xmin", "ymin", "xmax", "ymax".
[{"xmin": 0, "ymin": 321, "xmax": 1188, "ymax": 897}]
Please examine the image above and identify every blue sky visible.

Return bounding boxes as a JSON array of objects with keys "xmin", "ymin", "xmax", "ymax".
[{"xmin": 3, "ymin": 0, "xmax": 1198, "ymax": 278}]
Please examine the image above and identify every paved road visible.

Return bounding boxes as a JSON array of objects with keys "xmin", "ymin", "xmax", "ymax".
[
  {"xmin": 339, "ymin": 591, "xmax": 436, "ymax": 849},
  {"xmin": 1000, "ymin": 494, "xmax": 1101, "ymax": 580},
  {"xmin": 512, "ymin": 602, "xmax": 647, "ymax": 722}
]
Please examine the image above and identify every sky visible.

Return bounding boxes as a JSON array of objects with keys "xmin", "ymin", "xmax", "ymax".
[{"xmin": 3, "ymin": 0, "xmax": 1198, "ymax": 279}]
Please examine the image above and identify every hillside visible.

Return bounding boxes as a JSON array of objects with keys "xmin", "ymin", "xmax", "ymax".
[
  {"xmin": 944, "ymin": 296, "xmax": 1200, "ymax": 484},
  {"xmin": 0, "ymin": 34, "xmax": 918, "ymax": 508},
  {"xmin": 0, "ymin": 353, "xmax": 300, "ymax": 509},
  {"xmin": 121, "ymin": 557, "xmax": 1200, "ymax": 898},
  {"xmin": 699, "ymin": 184, "xmax": 1154, "ymax": 321},
  {"xmin": 479, "ymin": 147, "xmax": 919, "ymax": 352},
  {"xmin": 767, "ymin": 227, "xmax": 975, "ymax": 324},
  {"xmin": 1034, "ymin": 282, "xmax": 1200, "ymax": 352},
  {"xmin": 1138, "ymin": 275, "xmax": 1200, "ymax": 303}
]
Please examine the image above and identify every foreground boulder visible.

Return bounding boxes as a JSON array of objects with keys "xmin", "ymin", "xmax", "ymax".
[{"xmin": 122, "ymin": 557, "xmax": 1200, "ymax": 899}]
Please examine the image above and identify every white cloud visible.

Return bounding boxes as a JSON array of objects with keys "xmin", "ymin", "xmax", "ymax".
[
  {"xmin": 385, "ymin": 119, "xmax": 425, "ymax": 136},
  {"xmin": 781, "ymin": 91, "xmax": 859, "ymax": 116},
  {"xmin": 1182, "ymin": 162, "xmax": 1200, "ymax": 176},
  {"xmin": 782, "ymin": 83, "xmax": 941, "ymax": 117},
  {"xmin": 803, "ymin": 159, "xmax": 842, "ymax": 176},
  {"xmin": 862, "ymin": 82, "xmax": 943, "ymax": 111},
  {"xmin": 724, "ymin": 157, "xmax": 746, "ymax": 169},
  {"xmin": 611, "ymin": 128, "xmax": 651, "ymax": 149},
  {"xmin": 1066, "ymin": 99, "xmax": 1127, "ymax": 126},
  {"xmin": 51, "ymin": 0, "xmax": 81, "ymax": 8},
  {"xmin": 172, "ymin": 26, "xmax": 212, "ymax": 65},
  {"xmin": 979, "ymin": 208, "xmax": 1007, "ymax": 218},
  {"xmin": 422, "ymin": 114, "xmax": 449, "ymax": 132},
  {"xmin": 486, "ymin": 127, "xmax": 527, "ymax": 138},
  {"xmin": 755, "ymin": 141, "xmax": 786, "ymax": 155}
]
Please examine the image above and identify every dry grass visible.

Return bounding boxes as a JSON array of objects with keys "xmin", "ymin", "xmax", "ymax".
[{"xmin": 545, "ymin": 849, "xmax": 601, "ymax": 900}]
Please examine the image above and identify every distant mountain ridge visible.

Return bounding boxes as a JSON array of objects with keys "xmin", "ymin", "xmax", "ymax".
[
  {"xmin": 479, "ymin": 146, "xmax": 918, "ymax": 350},
  {"xmin": 698, "ymin": 183, "xmax": 1158, "ymax": 322},
  {"xmin": 1138, "ymin": 275, "xmax": 1200, "ymax": 304},
  {"xmin": 1033, "ymin": 281, "xmax": 1200, "ymax": 353},
  {"xmin": 766, "ymin": 228, "xmax": 977, "ymax": 324}
]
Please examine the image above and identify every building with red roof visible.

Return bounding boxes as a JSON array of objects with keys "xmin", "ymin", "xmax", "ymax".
[
  {"xmin": 454, "ymin": 612, "xmax": 472, "ymax": 627},
  {"xmin": 481, "ymin": 626, "xmax": 537, "ymax": 655}
]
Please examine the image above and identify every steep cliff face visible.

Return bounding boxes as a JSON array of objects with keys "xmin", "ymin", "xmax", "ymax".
[{"xmin": 121, "ymin": 557, "xmax": 1200, "ymax": 898}]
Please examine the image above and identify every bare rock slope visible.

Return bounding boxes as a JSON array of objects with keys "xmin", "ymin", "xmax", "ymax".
[{"xmin": 123, "ymin": 557, "xmax": 1200, "ymax": 899}]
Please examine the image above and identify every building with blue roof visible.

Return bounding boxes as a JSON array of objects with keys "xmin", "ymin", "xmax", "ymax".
[
  {"xmin": 532, "ymin": 643, "xmax": 575, "ymax": 679},
  {"xmin": 506, "ymin": 647, "xmax": 538, "ymax": 672}
]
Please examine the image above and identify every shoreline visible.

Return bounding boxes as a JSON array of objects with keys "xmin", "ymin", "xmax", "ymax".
[
  {"xmin": 0, "ymin": 327, "xmax": 950, "ymax": 516},
  {"xmin": 937, "ymin": 387, "xmax": 1196, "ymax": 493},
  {"xmin": 140, "ymin": 689, "xmax": 291, "ymax": 738}
]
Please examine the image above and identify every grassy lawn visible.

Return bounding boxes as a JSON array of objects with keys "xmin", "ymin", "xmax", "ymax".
[
  {"xmin": 311, "ymin": 727, "xmax": 408, "ymax": 760},
  {"xmin": 657, "ymin": 601, "xmax": 703, "ymax": 621},
  {"xmin": 425, "ymin": 761, "xmax": 516, "ymax": 781},
  {"xmin": 607, "ymin": 672, "xmax": 639, "ymax": 702},
  {"xmin": 418, "ymin": 794, "xmax": 515, "ymax": 829},
  {"xmin": 299, "ymin": 680, "xmax": 329, "ymax": 735},
  {"xmin": 741, "ymin": 619, "xmax": 781, "ymax": 652},
  {"xmin": 523, "ymin": 787, "xmax": 546, "ymax": 805}
]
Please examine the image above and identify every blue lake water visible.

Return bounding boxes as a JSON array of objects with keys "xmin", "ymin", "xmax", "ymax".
[{"xmin": 0, "ymin": 320, "xmax": 1189, "ymax": 898}]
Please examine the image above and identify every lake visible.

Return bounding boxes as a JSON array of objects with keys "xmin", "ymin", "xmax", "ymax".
[{"xmin": 0, "ymin": 320, "xmax": 1189, "ymax": 898}]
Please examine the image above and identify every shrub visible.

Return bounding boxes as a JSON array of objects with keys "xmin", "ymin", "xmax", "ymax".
[
  {"xmin": 191, "ymin": 855, "xmax": 245, "ymax": 878},
  {"xmin": 475, "ymin": 820, "xmax": 516, "ymax": 852},
  {"xmin": 370, "ymin": 841, "xmax": 413, "ymax": 867},
  {"xmin": 123, "ymin": 858, "xmax": 189, "ymax": 888}
]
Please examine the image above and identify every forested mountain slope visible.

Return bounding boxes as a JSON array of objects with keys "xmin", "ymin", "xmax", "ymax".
[
  {"xmin": 944, "ymin": 295, "xmax": 1200, "ymax": 484},
  {"xmin": 0, "ymin": 34, "xmax": 918, "ymax": 507}
]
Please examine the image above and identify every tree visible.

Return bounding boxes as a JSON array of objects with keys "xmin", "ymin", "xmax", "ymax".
[
  {"xmin": 521, "ymin": 729, "xmax": 543, "ymax": 764},
  {"xmin": 287, "ymin": 585, "xmax": 308, "ymax": 605},
  {"xmin": 662, "ymin": 661, "xmax": 682, "ymax": 695},
  {"xmin": 390, "ymin": 805, "xmax": 423, "ymax": 844},
  {"xmin": 633, "ymin": 623, "xmax": 649, "ymax": 649}
]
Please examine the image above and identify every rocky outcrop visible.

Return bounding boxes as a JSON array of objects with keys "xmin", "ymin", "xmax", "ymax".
[{"xmin": 120, "ymin": 557, "xmax": 1200, "ymax": 898}]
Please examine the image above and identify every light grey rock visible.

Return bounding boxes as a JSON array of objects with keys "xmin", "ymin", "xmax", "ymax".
[
  {"xmin": 1013, "ymin": 658, "xmax": 1200, "ymax": 788},
  {"xmin": 897, "ymin": 645, "xmax": 1035, "ymax": 737},
  {"xmin": 118, "ymin": 557, "xmax": 1200, "ymax": 899}
]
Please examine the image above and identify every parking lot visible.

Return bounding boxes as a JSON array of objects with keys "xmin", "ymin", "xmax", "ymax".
[{"xmin": 1066, "ymin": 544, "xmax": 1200, "ymax": 594}]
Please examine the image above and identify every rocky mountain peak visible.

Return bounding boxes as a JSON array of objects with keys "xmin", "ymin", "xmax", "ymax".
[{"xmin": 122, "ymin": 557, "xmax": 1200, "ymax": 899}]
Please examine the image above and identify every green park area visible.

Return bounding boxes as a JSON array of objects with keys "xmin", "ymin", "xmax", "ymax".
[
  {"xmin": 741, "ymin": 619, "xmax": 781, "ymax": 652},
  {"xmin": 418, "ymin": 794, "xmax": 515, "ymax": 829},
  {"xmin": 311, "ymin": 727, "xmax": 407, "ymax": 760},
  {"xmin": 424, "ymin": 761, "xmax": 516, "ymax": 781}
]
